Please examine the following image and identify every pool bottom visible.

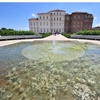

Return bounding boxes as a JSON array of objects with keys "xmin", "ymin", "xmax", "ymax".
[{"xmin": 0, "ymin": 54, "xmax": 100, "ymax": 100}]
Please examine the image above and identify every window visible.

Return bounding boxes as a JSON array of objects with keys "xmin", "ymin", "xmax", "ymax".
[
  {"xmin": 31, "ymin": 27, "xmax": 32, "ymax": 30},
  {"xmin": 54, "ymin": 13, "xmax": 55, "ymax": 15},
  {"xmin": 41, "ymin": 28, "xmax": 42, "ymax": 32},
  {"xmin": 67, "ymin": 17, "xmax": 69, "ymax": 20},
  {"xmin": 57, "ymin": 18, "xmax": 58, "ymax": 20},
  {"xmin": 74, "ymin": 22, "xmax": 75, "ymax": 24},
  {"xmin": 54, "ymin": 18, "xmax": 55, "ymax": 20},
  {"xmin": 74, "ymin": 16, "xmax": 76, "ymax": 19},
  {"xmin": 40, "ymin": 16, "xmax": 41, "ymax": 19},
  {"xmin": 60, "ymin": 13, "xmax": 61, "ymax": 15},
  {"xmin": 36, "ymin": 22, "xmax": 38, "ymax": 25},
  {"xmin": 81, "ymin": 22, "xmax": 83, "ymax": 24},
  {"xmin": 78, "ymin": 16, "xmax": 80, "ymax": 19},
  {"xmin": 54, "ymin": 22, "xmax": 55, "ymax": 26},
  {"xmin": 78, "ymin": 22, "xmax": 79, "ymax": 24},
  {"xmin": 47, "ymin": 22, "xmax": 48, "ymax": 26},
  {"xmin": 44, "ymin": 29, "xmax": 45, "ymax": 32},
  {"xmin": 40, "ymin": 22, "xmax": 42, "ymax": 25},
  {"xmin": 47, "ymin": 16, "xmax": 48, "ymax": 19},
  {"xmin": 34, "ymin": 27, "xmax": 35, "ymax": 31},
  {"xmin": 34, "ymin": 22, "xmax": 35, "ymax": 26},
  {"xmin": 51, "ymin": 13, "xmax": 52, "ymax": 15},
  {"xmin": 43, "ymin": 16, "xmax": 45, "ymax": 19},
  {"xmin": 30, "ymin": 22, "xmax": 32, "ymax": 26},
  {"xmin": 51, "ymin": 23, "xmax": 52, "ymax": 26},
  {"xmin": 60, "ymin": 18, "xmax": 61, "ymax": 20},
  {"xmin": 43, "ymin": 22, "xmax": 45, "ymax": 26}
]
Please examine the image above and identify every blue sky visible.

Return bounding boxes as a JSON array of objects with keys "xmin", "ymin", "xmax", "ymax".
[{"xmin": 0, "ymin": 2, "xmax": 100, "ymax": 30}]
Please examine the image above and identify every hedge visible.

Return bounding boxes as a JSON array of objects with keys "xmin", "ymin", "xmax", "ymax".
[
  {"xmin": 62, "ymin": 33, "xmax": 71, "ymax": 38},
  {"xmin": 76, "ymin": 30, "xmax": 100, "ymax": 35},
  {"xmin": 39, "ymin": 33, "xmax": 51, "ymax": 38},
  {"xmin": 0, "ymin": 28, "xmax": 34, "ymax": 36}
]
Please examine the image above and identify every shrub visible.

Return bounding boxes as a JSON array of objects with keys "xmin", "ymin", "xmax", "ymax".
[
  {"xmin": 40, "ymin": 33, "xmax": 51, "ymax": 38},
  {"xmin": 62, "ymin": 33, "xmax": 71, "ymax": 38},
  {"xmin": 76, "ymin": 30, "xmax": 100, "ymax": 35},
  {"xmin": 0, "ymin": 28, "xmax": 34, "ymax": 36}
]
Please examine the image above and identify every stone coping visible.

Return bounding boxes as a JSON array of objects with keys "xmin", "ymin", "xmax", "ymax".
[{"xmin": 0, "ymin": 34, "xmax": 100, "ymax": 46}]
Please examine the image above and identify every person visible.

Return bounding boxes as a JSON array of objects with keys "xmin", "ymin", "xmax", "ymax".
[{"xmin": 55, "ymin": 32, "xmax": 56, "ymax": 36}]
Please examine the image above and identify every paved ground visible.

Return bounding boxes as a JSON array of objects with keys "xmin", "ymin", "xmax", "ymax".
[{"xmin": 0, "ymin": 34, "xmax": 100, "ymax": 46}]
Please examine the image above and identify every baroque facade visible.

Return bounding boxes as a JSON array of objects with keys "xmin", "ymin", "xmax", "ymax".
[{"xmin": 28, "ymin": 9, "xmax": 93, "ymax": 34}]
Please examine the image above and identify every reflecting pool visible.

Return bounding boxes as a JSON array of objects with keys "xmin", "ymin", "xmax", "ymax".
[{"xmin": 0, "ymin": 41, "xmax": 100, "ymax": 100}]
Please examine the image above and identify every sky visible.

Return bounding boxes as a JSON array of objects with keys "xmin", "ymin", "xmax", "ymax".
[{"xmin": 0, "ymin": 2, "xmax": 100, "ymax": 30}]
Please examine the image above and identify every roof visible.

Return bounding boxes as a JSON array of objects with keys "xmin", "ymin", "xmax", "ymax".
[
  {"xmin": 28, "ymin": 18, "xmax": 38, "ymax": 20},
  {"xmin": 65, "ymin": 13, "xmax": 71, "ymax": 16},
  {"xmin": 72, "ymin": 12, "xmax": 87, "ymax": 14},
  {"xmin": 38, "ymin": 13, "xmax": 50, "ymax": 15},
  {"xmin": 48, "ymin": 9, "xmax": 66, "ymax": 12}
]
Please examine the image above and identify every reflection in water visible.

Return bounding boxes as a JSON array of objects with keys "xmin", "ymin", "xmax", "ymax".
[{"xmin": 0, "ymin": 41, "xmax": 100, "ymax": 100}]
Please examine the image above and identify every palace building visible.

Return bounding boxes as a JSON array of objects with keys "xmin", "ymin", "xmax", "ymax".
[{"xmin": 28, "ymin": 9, "xmax": 93, "ymax": 34}]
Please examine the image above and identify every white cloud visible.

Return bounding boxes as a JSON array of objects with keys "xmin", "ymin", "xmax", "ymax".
[
  {"xmin": 94, "ymin": 16, "xmax": 97, "ymax": 19},
  {"xmin": 32, "ymin": 13, "xmax": 36, "ymax": 17}
]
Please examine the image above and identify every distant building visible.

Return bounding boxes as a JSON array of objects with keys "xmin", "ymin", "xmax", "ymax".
[
  {"xmin": 92, "ymin": 26, "xmax": 100, "ymax": 30},
  {"xmin": 28, "ymin": 9, "xmax": 93, "ymax": 34}
]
